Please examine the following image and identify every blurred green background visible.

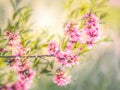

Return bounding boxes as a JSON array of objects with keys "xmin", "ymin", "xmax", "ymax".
[{"xmin": 0, "ymin": 0, "xmax": 120, "ymax": 90}]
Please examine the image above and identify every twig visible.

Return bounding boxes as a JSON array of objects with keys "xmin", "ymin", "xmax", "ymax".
[{"xmin": 0, "ymin": 54, "xmax": 54, "ymax": 58}]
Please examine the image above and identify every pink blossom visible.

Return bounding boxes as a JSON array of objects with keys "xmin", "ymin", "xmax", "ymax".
[
  {"xmin": 55, "ymin": 50, "xmax": 67, "ymax": 65},
  {"xmin": 11, "ymin": 81, "xmax": 27, "ymax": 90},
  {"xmin": 69, "ymin": 29, "xmax": 82, "ymax": 43},
  {"xmin": 62, "ymin": 50, "xmax": 78, "ymax": 67},
  {"xmin": 64, "ymin": 22, "xmax": 83, "ymax": 43},
  {"xmin": 0, "ymin": 48, "xmax": 5, "ymax": 52},
  {"xmin": 48, "ymin": 41, "xmax": 58, "ymax": 55},
  {"xmin": 6, "ymin": 31, "xmax": 27, "ymax": 56},
  {"xmin": 55, "ymin": 50, "xmax": 78, "ymax": 67},
  {"xmin": 83, "ymin": 13, "xmax": 100, "ymax": 48},
  {"xmin": 9, "ymin": 57, "xmax": 21, "ymax": 69},
  {"xmin": 53, "ymin": 70, "xmax": 71, "ymax": 86},
  {"xmin": 66, "ymin": 41, "xmax": 74, "ymax": 50},
  {"xmin": 5, "ymin": 31, "xmax": 35, "ymax": 90},
  {"xmin": 6, "ymin": 31, "xmax": 20, "ymax": 41}
]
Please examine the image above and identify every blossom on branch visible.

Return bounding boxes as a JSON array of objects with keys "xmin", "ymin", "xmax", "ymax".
[{"xmin": 53, "ymin": 69, "xmax": 71, "ymax": 86}]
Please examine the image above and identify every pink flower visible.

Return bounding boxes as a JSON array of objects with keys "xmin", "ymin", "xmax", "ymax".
[
  {"xmin": 62, "ymin": 50, "xmax": 78, "ymax": 67},
  {"xmin": 64, "ymin": 22, "xmax": 77, "ymax": 33},
  {"xmin": 69, "ymin": 29, "xmax": 82, "ymax": 43},
  {"xmin": 9, "ymin": 57, "xmax": 21, "ymax": 69},
  {"xmin": 83, "ymin": 13, "xmax": 100, "ymax": 48},
  {"xmin": 55, "ymin": 50, "xmax": 67, "ymax": 65},
  {"xmin": 66, "ymin": 41, "xmax": 74, "ymax": 50},
  {"xmin": 0, "ymin": 48, "xmax": 5, "ymax": 52},
  {"xmin": 55, "ymin": 50, "xmax": 78, "ymax": 67},
  {"xmin": 53, "ymin": 70, "xmax": 71, "ymax": 86},
  {"xmin": 6, "ymin": 31, "xmax": 20, "ymax": 41},
  {"xmin": 64, "ymin": 22, "xmax": 83, "ymax": 43},
  {"xmin": 11, "ymin": 81, "xmax": 27, "ymax": 90},
  {"xmin": 4, "ymin": 31, "xmax": 35, "ymax": 90},
  {"xmin": 48, "ymin": 41, "xmax": 58, "ymax": 55}
]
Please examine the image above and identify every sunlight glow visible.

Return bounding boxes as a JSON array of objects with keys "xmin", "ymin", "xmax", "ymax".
[{"xmin": 35, "ymin": 8, "xmax": 55, "ymax": 28}]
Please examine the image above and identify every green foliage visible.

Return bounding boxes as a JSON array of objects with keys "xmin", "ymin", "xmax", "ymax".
[{"xmin": 63, "ymin": 0, "xmax": 74, "ymax": 10}]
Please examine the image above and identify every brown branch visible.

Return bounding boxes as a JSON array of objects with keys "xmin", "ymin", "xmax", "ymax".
[{"xmin": 0, "ymin": 54, "xmax": 54, "ymax": 58}]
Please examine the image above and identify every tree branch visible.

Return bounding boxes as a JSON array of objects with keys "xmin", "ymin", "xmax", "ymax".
[{"xmin": 0, "ymin": 54, "xmax": 54, "ymax": 58}]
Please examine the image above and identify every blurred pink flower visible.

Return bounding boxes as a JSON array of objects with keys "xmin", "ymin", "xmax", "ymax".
[
  {"xmin": 55, "ymin": 50, "xmax": 78, "ymax": 67},
  {"xmin": 83, "ymin": 13, "xmax": 100, "ymax": 48},
  {"xmin": 48, "ymin": 41, "xmax": 58, "ymax": 55},
  {"xmin": 53, "ymin": 70, "xmax": 71, "ymax": 86}
]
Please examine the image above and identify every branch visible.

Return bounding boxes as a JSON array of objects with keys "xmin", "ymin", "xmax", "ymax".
[{"xmin": 0, "ymin": 54, "xmax": 54, "ymax": 58}]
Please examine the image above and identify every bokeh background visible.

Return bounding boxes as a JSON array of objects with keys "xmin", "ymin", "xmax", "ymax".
[{"xmin": 0, "ymin": 0, "xmax": 120, "ymax": 90}]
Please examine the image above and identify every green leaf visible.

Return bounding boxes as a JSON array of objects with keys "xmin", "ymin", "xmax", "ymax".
[
  {"xmin": 47, "ymin": 35, "xmax": 54, "ymax": 42},
  {"xmin": 73, "ymin": 42, "xmax": 80, "ymax": 49},
  {"xmin": 100, "ymin": 12, "xmax": 108, "ymax": 20},
  {"xmin": 40, "ymin": 69, "xmax": 51, "ymax": 74},
  {"xmin": 61, "ymin": 38, "xmax": 69, "ymax": 50},
  {"xmin": 16, "ymin": 0, "xmax": 21, "ymax": 6},
  {"xmin": 23, "ymin": 8, "xmax": 32, "ymax": 22},
  {"xmin": 49, "ymin": 60, "xmax": 55, "ymax": 69},
  {"xmin": 40, "ymin": 44, "xmax": 48, "ymax": 48},
  {"xmin": 0, "ymin": 73, "xmax": 6, "ymax": 83},
  {"xmin": 20, "ymin": 34, "xmax": 25, "ymax": 46},
  {"xmin": 10, "ymin": 0, "xmax": 16, "ymax": 11},
  {"xmin": 8, "ymin": 71, "xmax": 15, "ymax": 83},
  {"xmin": 101, "ymin": 37, "xmax": 113, "ymax": 42},
  {"xmin": 63, "ymin": 0, "xmax": 74, "ymax": 10},
  {"xmin": 34, "ymin": 38, "xmax": 40, "ymax": 49},
  {"xmin": 33, "ymin": 58, "xmax": 40, "ymax": 67},
  {"xmin": 25, "ymin": 40, "xmax": 31, "ymax": 47},
  {"xmin": 13, "ymin": 6, "xmax": 27, "ymax": 20},
  {"xmin": 0, "ymin": 28, "xmax": 2, "ymax": 36}
]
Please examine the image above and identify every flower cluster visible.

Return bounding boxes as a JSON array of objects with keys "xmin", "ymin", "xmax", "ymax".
[
  {"xmin": 15, "ymin": 62, "xmax": 35, "ymax": 90},
  {"xmin": 64, "ymin": 22, "xmax": 83, "ymax": 43},
  {"xmin": 48, "ymin": 13, "xmax": 100, "ymax": 86},
  {"xmin": 55, "ymin": 50, "xmax": 78, "ymax": 67},
  {"xmin": 6, "ymin": 31, "xmax": 27, "ymax": 56},
  {"xmin": 0, "ymin": 13, "xmax": 101, "ymax": 89},
  {"xmin": 53, "ymin": 69, "xmax": 71, "ymax": 86},
  {"xmin": 48, "ymin": 41, "xmax": 58, "ymax": 55},
  {"xmin": 0, "ymin": 31, "xmax": 35, "ymax": 90},
  {"xmin": 48, "ymin": 41, "xmax": 78, "ymax": 86},
  {"xmin": 83, "ymin": 13, "xmax": 100, "ymax": 48},
  {"xmin": 48, "ymin": 42, "xmax": 78, "ymax": 67}
]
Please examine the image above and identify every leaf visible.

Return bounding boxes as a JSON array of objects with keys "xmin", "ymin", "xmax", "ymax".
[
  {"xmin": 25, "ymin": 40, "xmax": 31, "ymax": 47},
  {"xmin": 23, "ymin": 8, "xmax": 32, "ymax": 22},
  {"xmin": 49, "ymin": 60, "xmax": 55, "ymax": 69},
  {"xmin": 73, "ymin": 42, "xmax": 80, "ymax": 49},
  {"xmin": 47, "ymin": 35, "xmax": 54, "ymax": 42},
  {"xmin": 34, "ymin": 38, "xmax": 40, "ymax": 49},
  {"xmin": 0, "ymin": 28, "xmax": 2, "ymax": 36},
  {"xmin": 13, "ymin": 7, "xmax": 27, "ymax": 19},
  {"xmin": 40, "ymin": 69, "xmax": 51, "ymax": 74},
  {"xmin": 46, "ymin": 73, "xmax": 53, "ymax": 76},
  {"xmin": 0, "ymin": 73, "xmax": 6, "ymax": 82},
  {"xmin": 20, "ymin": 34, "xmax": 25, "ymax": 46},
  {"xmin": 10, "ymin": 0, "xmax": 16, "ymax": 11},
  {"xmin": 33, "ymin": 58, "xmax": 39, "ymax": 67},
  {"xmin": 61, "ymin": 38, "xmax": 69, "ymax": 50},
  {"xmin": 40, "ymin": 44, "xmax": 48, "ymax": 48},
  {"xmin": 79, "ymin": 20, "xmax": 85, "ymax": 29},
  {"xmin": 63, "ymin": 0, "xmax": 74, "ymax": 10},
  {"xmin": 100, "ymin": 12, "xmax": 108, "ymax": 19},
  {"xmin": 8, "ymin": 71, "xmax": 15, "ymax": 83},
  {"xmin": 16, "ymin": 0, "xmax": 21, "ymax": 6},
  {"xmin": 101, "ymin": 37, "xmax": 113, "ymax": 42}
]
